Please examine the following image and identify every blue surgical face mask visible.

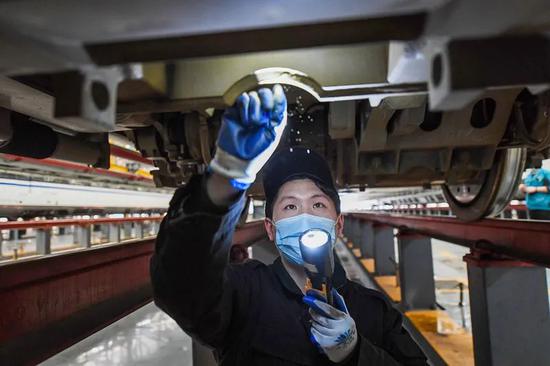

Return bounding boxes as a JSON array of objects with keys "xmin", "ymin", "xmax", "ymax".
[{"xmin": 273, "ymin": 213, "xmax": 337, "ymax": 266}]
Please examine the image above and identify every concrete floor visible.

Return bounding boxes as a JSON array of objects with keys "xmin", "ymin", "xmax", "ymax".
[{"xmin": 41, "ymin": 302, "xmax": 192, "ymax": 366}]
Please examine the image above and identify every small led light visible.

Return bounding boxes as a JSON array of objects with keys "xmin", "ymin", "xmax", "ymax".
[{"xmin": 300, "ymin": 229, "xmax": 329, "ymax": 248}]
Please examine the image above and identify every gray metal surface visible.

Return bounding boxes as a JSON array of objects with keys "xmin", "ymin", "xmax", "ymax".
[
  {"xmin": 51, "ymin": 67, "xmax": 124, "ymax": 132},
  {"xmin": 397, "ymin": 234, "xmax": 436, "ymax": 309},
  {"xmin": 0, "ymin": 0, "xmax": 436, "ymax": 44},
  {"xmin": 35, "ymin": 229, "xmax": 52, "ymax": 255},
  {"xmin": 75, "ymin": 226, "xmax": 91, "ymax": 248},
  {"xmin": 467, "ymin": 264, "xmax": 550, "ymax": 366},
  {"xmin": 427, "ymin": 36, "xmax": 550, "ymax": 110},
  {"xmin": 171, "ymin": 44, "xmax": 390, "ymax": 101},
  {"xmin": 0, "ymin": 0, "xmax": 433, "ymax": 74},
  {"xmin": 373, "ymin": 226, "xmax": 396, "ymax": 276},
  {"xmin": 359, "ymin": 221, "xmax": 375, "ymax": 258},
  {"xmin": 2, "ymin": 0, "xmax": 550, "ymax": 74}
]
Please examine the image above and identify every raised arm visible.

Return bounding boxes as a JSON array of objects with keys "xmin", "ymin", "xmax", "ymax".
[{"xmin": 150, "ymin": 85, "xmax": 287, "ymax": 348}]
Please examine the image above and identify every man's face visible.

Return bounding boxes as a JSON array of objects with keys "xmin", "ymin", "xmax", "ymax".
[{"xmin": 264, "ymin": 178, "xmax": 344, "ymax": 242}]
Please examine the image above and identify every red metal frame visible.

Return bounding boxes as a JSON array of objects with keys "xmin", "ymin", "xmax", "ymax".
[
  {"xmin": 110, "ymin": 145, "xmax": 154, "ymax": 166},
  {"xmin": 0, "ymin": 220, "xmax": 266, "ymax": 365},
  {"xmin": 368, "ymin": 202, "xmax": 527, "ymax": 213},
  {"xmin": 1, "ymin": 154, "xmax": 153, "ymax": 182},
  {"xmin": 0, "ymin": 238, "xmax": 155, "ymax": 365},
  {"xmin": 350, "ymin": 213, "xmax": 550, "ymax": 267},
  {"xmin": 0, "ymin": 216, "xmax": 163, "ymax": 230}
]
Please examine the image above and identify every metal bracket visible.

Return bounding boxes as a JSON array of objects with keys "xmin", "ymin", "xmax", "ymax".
[
  {"xmin": 427, "ymin": 36, "xmax": 550, "ymax": 110},
  {"xmin": 52, "ymin": 66, "xmax": 124, "ymax": 132}
]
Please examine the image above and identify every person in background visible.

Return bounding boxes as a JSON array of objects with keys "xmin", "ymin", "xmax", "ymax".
[{"xmin": 519, "ymin": 167, "xmax": 550, "ymax": 220}]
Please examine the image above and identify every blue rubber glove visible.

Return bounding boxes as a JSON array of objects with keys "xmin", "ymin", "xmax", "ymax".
[
  {"xmin": 209, "ymin": 85, "xmax": 287, "ymax": 189},
  {"xmin": 303, "ymin": 288, "xmax": 358, "ymax": 363}
]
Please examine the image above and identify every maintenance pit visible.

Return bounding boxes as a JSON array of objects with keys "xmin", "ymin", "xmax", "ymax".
[{"xmin": 1, "ymin": 1, "xmax": 550, "ymax": 365}]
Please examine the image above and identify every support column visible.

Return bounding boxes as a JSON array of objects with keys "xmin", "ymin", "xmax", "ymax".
[
  {"xmin": 359, "ymin": 221, "xmax": 374, "ymax": 258},
  {"xmin": 373, "ymin": 225, "xmax": 395, "ymax": 275},
  {"xmin": 465, "ymin": 251, "xmax": 550, "ymax": 365},
  {"xmin": 353, "ymin": 219, "xmax": 363, "ymax": 248},
  {"xmin": 123, "ymin": 222, "xmax": 133, "ymax": 239},
  {"xmin": 108, "ymin": 223, "xmax": 120, "ymax": 243},
  {"xmin": 100, "ymin": 224, "xmax": 110, "ymax": 242},
  {"xmin": 343, "ymin": 216, "xmax": 354, "ymax": 243},
  {"xmin": 36, "ymin": 229, "xmax": 52, "ymax": 255},
  {"xmin": 344, "ymin": 216, "xmax": 359, "ymax": 246},
  {"xmin": 397, "ymin": 232, "xmax": 436, "ymax": 309},
  {"xmin": 72, "ymin": 225, "xmax": 79, "ymax": 243},
  {"xmin": 150, "ymin": 221, "xmax": 159, "ymax": 236},
  {"xmin": 75, "ymin": 225, "xmax": 91, "ymax": 248},
  {"xmin": 135, "ymin": 222, "xmax": 144, "ymax": 239},
  {"xmin": 10, "ymin": 229, "xmax": 21, "ymax": 241}
]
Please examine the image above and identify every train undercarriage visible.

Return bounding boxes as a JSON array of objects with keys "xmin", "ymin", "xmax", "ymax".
[{"xmin": 1, "ymin": 0, "xmax": 550, "ymax": 220}]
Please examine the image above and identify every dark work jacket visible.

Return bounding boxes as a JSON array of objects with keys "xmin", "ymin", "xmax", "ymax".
[{"xmin": 150, "ymin": 175, "xmax": 428, "ymax": 365}]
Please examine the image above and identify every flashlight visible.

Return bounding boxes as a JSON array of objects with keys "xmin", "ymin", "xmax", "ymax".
[{"xmin": 299, "ymin": 228, "xmax": 335, "ymax": 305}]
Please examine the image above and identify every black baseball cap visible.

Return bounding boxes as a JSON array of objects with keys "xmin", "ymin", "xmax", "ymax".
[{"xmin": 262, "ymin": 147, "xmax": 340, "ymax": 218}]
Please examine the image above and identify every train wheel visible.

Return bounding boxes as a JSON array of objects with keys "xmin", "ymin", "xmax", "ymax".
[{"xmin": 442, "ymin": 148, "xmax": 526, "ymax": 221}]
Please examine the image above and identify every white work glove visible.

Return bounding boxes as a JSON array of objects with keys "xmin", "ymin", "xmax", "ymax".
[
  {"xmin": 209, "ymin": 84, "xmax": 287, "ymax": 189},
  {"xmin": 303, "ymin": 288, "xmax": 358, "ymax": 363}
]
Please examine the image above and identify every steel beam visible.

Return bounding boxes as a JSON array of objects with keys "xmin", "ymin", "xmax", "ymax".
[
  {"xmin": 373, "ymin": 225, "xmax": 396, "ymax": 275},
  {"xmin": 110, "ymin": 145, "xmax": 153, "ymax": 165},
  {"xmin": 349, "ymin": 218, "xmax": 360, "ymax": 248},
  {"xmin": 98, "ymin": 224, "xmax": 109, "ymax": 242},
  {"xmin": 397, "ymin": 232, "xmax": 436, "ymax": 309},
  {"xmin": 150, "ymin": 221, "xmax": 159, "ymax": 236},
  {"xmin": 0, "ymin": 221, "xmax": 262, "ymax": 365},
  {"xmin": 75, "ymin": 225, "xmax": 91, "ymax": 248},
  {"xmin": 359, "ymin": 222, "xmax": 375, "ymax": 258},
  {"xmin": 108, "ymin": 223, "xmax": 121, "ymax": 243},
  {"xmin": 428, "ymin": 36, "xmax": 550, "ymax": 110},
  {"xmin": 0, "ymin": 153, "xmax": 152, "ymax": 182},
  {"xmin": 135, "ymin": 222, "xmax": 144, "ymax": 239},
  {"xmin": 123, "ymin": 222, "xmax": 133, "ymax": 239},
  {"xmin": 465, "ymin": 253, "xmax": 550, "ymax": 365},
  {"xmin": 343, "ymin": 216, "xmax": 354, "ymax": 244},
  {"xmin": 351, "ymin": 213, "xmax": 550, "ymax": 267},
  {"xmin": 0, "ymin": 239, "xmax": 155, "ymax": 365},
  {"xmin": 35, "ymin": 229, "xmax": 52, "ymax": 255},
  {"xmin": 0, "ymin": 216, "xmax": 163, "ymax": 231},
  {"xmin": 86, "ymin": 14, "xmax": 425, "ymax": 65}
]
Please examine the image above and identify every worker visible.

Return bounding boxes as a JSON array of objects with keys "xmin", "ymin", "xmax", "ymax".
[
  {"xmin": 150, "ymin": 85, "xmax": 428, "ymax": 365},
  {"xmin": 519, "ymin": 167, "xmax": 550, "ymax": 220}
]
